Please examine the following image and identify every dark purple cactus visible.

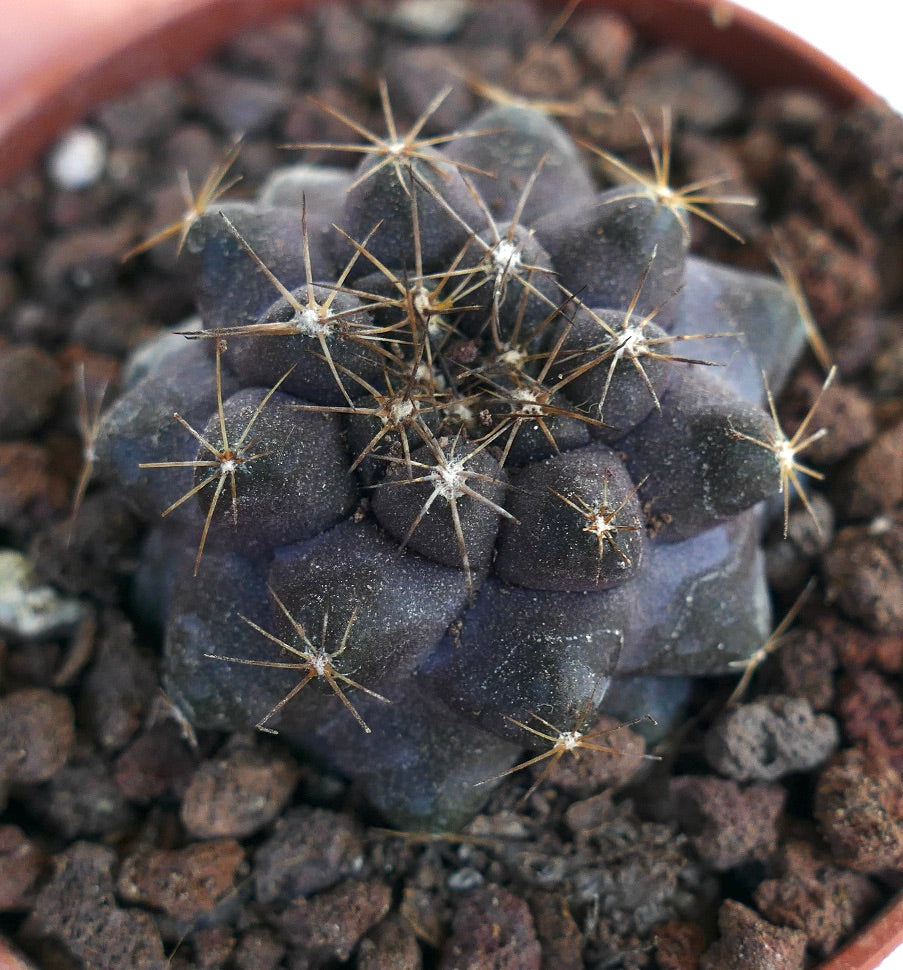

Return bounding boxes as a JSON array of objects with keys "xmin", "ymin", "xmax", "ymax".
[{"xmin": 97, "ymin": 94, "xmax": 811, "ymax": 830}]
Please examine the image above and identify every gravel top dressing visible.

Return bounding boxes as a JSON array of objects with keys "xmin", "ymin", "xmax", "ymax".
[{"xmin": 0, "ymin": 2, "xmax": 901, "ymax": 968}]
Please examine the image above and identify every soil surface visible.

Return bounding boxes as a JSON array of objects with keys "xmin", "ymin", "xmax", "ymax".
[{"xmin": 1, "ymin": 2, "xmax": 902, "ymax": 968}]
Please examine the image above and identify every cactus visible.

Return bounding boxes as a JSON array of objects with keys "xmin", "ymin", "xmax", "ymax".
[{"xmin": 96, "ymin": 87, "xmax": 817, "ymax": 831}]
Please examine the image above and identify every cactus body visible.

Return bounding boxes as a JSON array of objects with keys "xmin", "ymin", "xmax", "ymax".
[{"xmin": 98, "ymin": 98, "xmax": 806, "ymax": 830}]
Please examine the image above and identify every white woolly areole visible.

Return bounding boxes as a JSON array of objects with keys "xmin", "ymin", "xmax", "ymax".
[
  {"xmin": 777, "ymin": 439, "xmax": 796, "ymax": 479},
  {"xmin": 586, "ymin": 513, "xmax": 616, "ymax": 538},
  {"xmin": 558, "ymin": 731, "xmax": 582, "ymax": 750},
  {"xmin": 388, "ymin": 399, "xmax": 416, "ymax": 424},
  {"xmin": 492, "ymin": 239, "xmax": 523, "ymax": 276},
  {"xmin": 615, "ymin": 326, "xmax": 647, "ymax": 359},
  {"xmin": 433, "ymin": 460, "xmax": 467, "ymax": 499},
  {"xmin": 294, "ymin": 306, "xmax": 331, "ymax": 336},
  {"xmin": 511, "ymin": 387, "xmax": 544, "ymax": 415}
]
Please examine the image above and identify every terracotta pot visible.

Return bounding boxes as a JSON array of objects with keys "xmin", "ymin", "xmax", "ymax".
[
  {"xmin": 0, "ymin": 0, "xmax": 880, "ymax": 186},
  {"xmin": 0, "ymin": 3, "xmax": 898, "ymax": 969}
]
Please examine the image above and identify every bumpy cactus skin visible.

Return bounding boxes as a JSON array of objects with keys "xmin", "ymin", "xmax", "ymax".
[{"xmin": 98, "ymin": 99, "xmax": 807, "ymax": 830}]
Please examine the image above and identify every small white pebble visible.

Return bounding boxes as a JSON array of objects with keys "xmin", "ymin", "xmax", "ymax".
[
  {"xmin": 390, "ymin": 0, "xmax": 472, "ymax": 38},
  {"xmin": 47, "ymin": 126, "xmax": 107, "ymax": 190},
  {"xmin": 0, "ymin": 549, "xmax": 86, "ymax": 639},
  {"xmin": 447, "ymin": 866, "xmax": 484, "ymax": 891},
  {"xmin": 868, "ymin": 514, "xmax": 892, "ymax": 536}
]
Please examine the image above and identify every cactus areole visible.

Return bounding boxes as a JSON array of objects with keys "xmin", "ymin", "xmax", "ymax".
[{"xmin": 98, "ymin": 91, "xmax": 810, "ymax": 830}]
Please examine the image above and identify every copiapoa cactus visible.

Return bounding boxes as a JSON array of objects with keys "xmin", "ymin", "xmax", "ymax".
[{"xmin": 95, "ymin": 83, "xmax": 825, "ymax": 831}]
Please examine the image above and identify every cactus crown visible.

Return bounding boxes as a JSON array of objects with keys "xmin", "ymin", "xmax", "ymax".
[{"xmin": 97, "ymin": 79, "xmax": 821, "ymax": 830}]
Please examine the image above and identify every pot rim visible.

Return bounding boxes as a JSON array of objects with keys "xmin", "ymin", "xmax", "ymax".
[
  {"xmin": 0, "ymin": 0, "xmax": 880, "ymax": 186},
  {"xmin": 818, "ymin": 892, "xmax": 903, "ymax": 970},
  {"xmin": 0, "ymin": 2, "xmax": 898, "ymax": 969}
]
